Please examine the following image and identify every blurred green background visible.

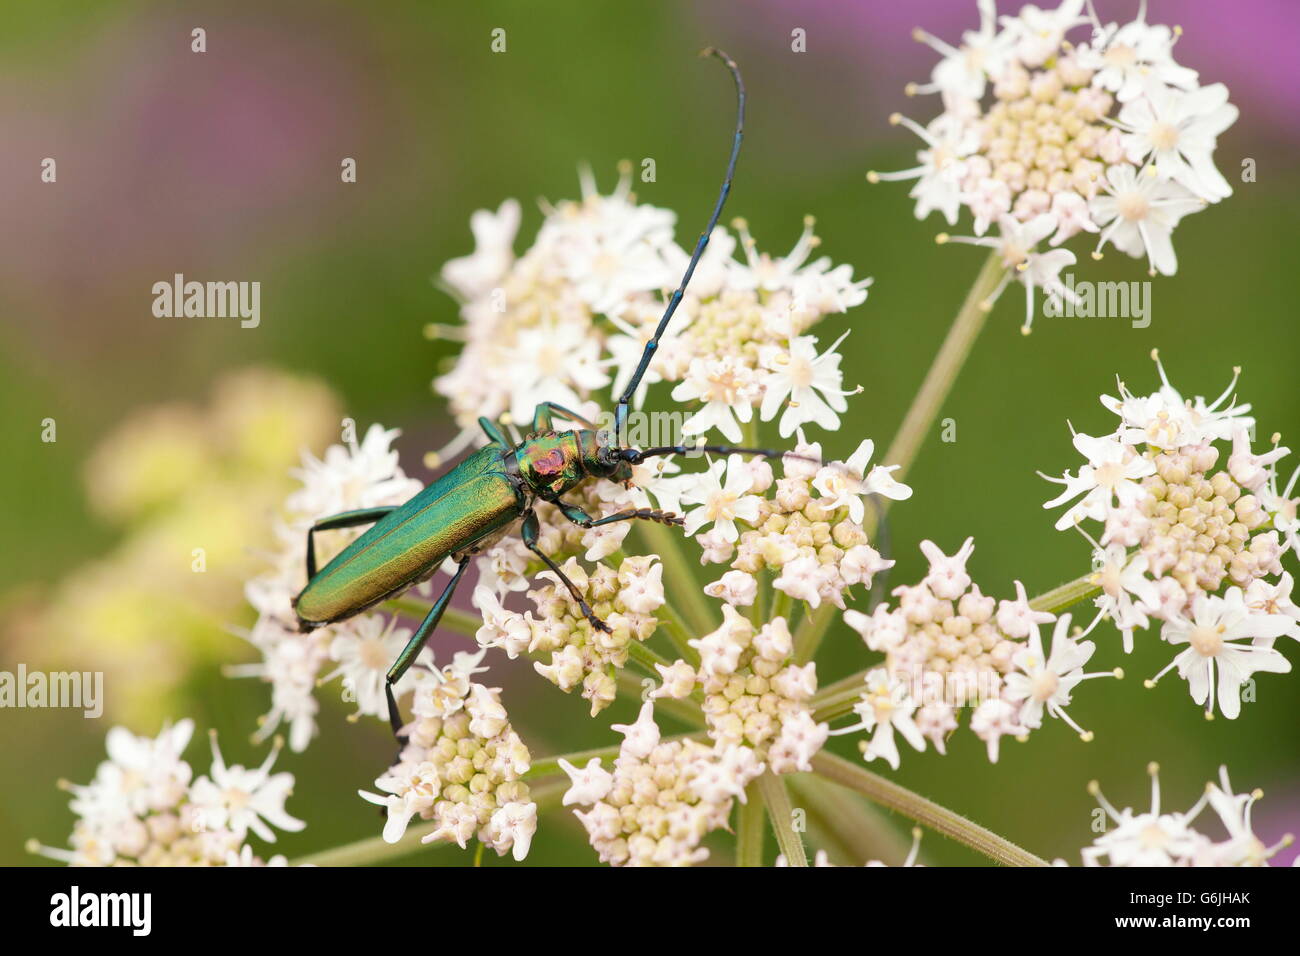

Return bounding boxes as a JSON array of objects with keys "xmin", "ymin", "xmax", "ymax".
[{"xmin": 2, "ymin": 0, "xmax": 1297, "ymax": 865}]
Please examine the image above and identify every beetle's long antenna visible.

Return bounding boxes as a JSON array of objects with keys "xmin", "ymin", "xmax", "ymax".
[
  {"xmin": 613, "ymin": 47, "xmax": 745, "ymax": 442},
  {"xmin": 626, "ymin": 443, "xmax": 820, "ymax": 467}
]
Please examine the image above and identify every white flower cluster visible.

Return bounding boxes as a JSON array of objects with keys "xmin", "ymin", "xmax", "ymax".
[
  {"xmin": 360, "ymin": 651, "xmax": 537, "ymax": 862},
  {"xmin": 559, "ymin": 702, "xmax": 763, "ymax": 866},
  {"xmin": 1081, "ymin": 763, "xmax": 1293, "ymax": 866},
  {"xmin": 433, "ymin": 166, "xmax": 872, "ymax": 448},
  {"xmin": 881, "ymin": 0, "xmax": 1237, "ymax": 329},
  {"xmin": 688, "ymin": 440, "xmax": 907, "ymax": 610},
  {"xmin": 236, "ymin": 423, "xmax": 426, "ymax": 751},
  {"xmin": 841, "ymin": 538, "xmax": 1118, "ymax": 766},
  {"xmin": 31, "ymin": 720, "xmax": 303, "ymax": 866},
  {"xmin": 1043, "ymin": 356, "xmax": 1299, "ymax": 718},
  {"xmin": 653, "ymin": 606, "xmax": 829, "ymax": 773},
  {"xmin": 475, "ymin": 554, "xmax": 665, "ymax": 715}
]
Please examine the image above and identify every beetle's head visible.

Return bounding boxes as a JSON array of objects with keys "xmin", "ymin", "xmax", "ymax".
[{"xmin": 582, "ymin": 430, "xmax": 634, "ymax": 483}]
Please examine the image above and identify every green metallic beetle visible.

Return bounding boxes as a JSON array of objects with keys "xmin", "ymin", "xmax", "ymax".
[{"xmin": 294, "ymin": 49, "xmax": 791, "ymax": 737}]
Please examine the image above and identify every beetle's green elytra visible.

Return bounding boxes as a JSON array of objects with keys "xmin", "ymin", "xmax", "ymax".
[
  {"xmin": 293, "ymin": 50, "xmax": 820, "ymax": 739},
  {"xmin": 293, "ymin": 444, "xmax": 524, "ymax": 626}
]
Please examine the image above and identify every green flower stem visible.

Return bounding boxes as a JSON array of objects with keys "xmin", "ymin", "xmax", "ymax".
[
  {"xmin": 736, "ymin": 778, "xmax": 766, "ymax": 867},
  {"xmin": 614, "ymin": 671, "xmax": 706, "ymax": 727},
  {"xmin": 757, "ymin": 771, "xmax": 807, "ymax": 866},
  {"xmin": 755, "ymin": 568, "xmax": 772, "ymax": 626},
  {"xmin": 656, "ymin": 603, "xmax": 701, "ymax": 666},
  {"xmin": 793, "ymin": 602, "xmax": 836, "ymax": 665},
  {"xmin": 382, "ymin": 597, "xmax": 481, "ymax": 637},
  {"xmin": 883, "ymin": 248, "xmax": 1007, "ymax": 485},
  {"xmin": 771, "ymin": 589, "xmax": 794, "ymax": 625},
  {"xmin": 525, "ymin": 731, "xmax": 706, "ymax": 780},
  {"xmin": 626, "ymin": 637, "xmax": 676, "ymax": 676},
  {"xmin": 640, "ymin": 520, "xmax": 717, "ymax": 637},
  {"xmin": 810, "ymin": 751, "xmax": 1048, "ymax": 867},
  {"xmin": 1029, "ymin": 572, "xmax": 1101, "ymax": 613},
  {"xmin": 811, "ymin": 676, "xmax": 869, "ymax": 724},
  {"xmin": 290, "ymin": 778, "xmax": 568, "ymax": 867},
  {"xmin": 789, "ymin": 773, "xmax": 913, "ymax": 866}
]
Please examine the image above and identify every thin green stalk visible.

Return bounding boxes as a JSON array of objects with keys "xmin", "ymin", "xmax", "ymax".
[
  {"xmin": 757, "ymin": 772, "xmax": 807, "ymax": 866},
  {"xmin": 1029, "ymin": 573, "xmax": 1101, "ymax": 613},
  {"xmin": 789, "ymin": 773, "xmax": 912, "ymax": 866},
  {"xmin": 811, "ymin": 677, "xmax": 868, "ymax": 724},
  {"xmin": 657, "ymin": 602, "xmax": 701, "ymax": 666},
  {"xmin": 810, "ymin": 751, "xmax": 1048, "ymax": 867},
  {"xmin": 626, "ymin": 637, "xmax": 675, "ymax": 676},
  {"xmin": 291, "ymin": 778, "xmax": 568, "ymax": 867},
  {"xmin": 883, "ymin": 249, "xmax": 1006, "ymax": 485},
  {"xmin": 736, "ymin": 779, "xmax": 766, "ymax": 866},
  {"xmin": 793, "ymin": 602, "xmax": 836, "ymax": 665},
  {"xmin": 640, "ymin": 521, "xmax": 717, "ymax": 637},
  {"xmin": 771, "ymin": 589, "xmax": 793, "ymax": 625}
]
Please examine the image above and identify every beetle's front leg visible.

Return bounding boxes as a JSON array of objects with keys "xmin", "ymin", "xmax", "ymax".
[
  {"xmin": 384, "ymin": 556, "xmax": 472, "ymax": 740},
  {"xmin": 552, "ymin": 499, "xmax": 684, "ymax": 529},
  {"xmin": 520, "ymin": 510, "xmax": 612, "ymax": 633}
]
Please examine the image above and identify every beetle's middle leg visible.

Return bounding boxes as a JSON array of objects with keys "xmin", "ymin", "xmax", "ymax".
[
  {"xmin": 305, "ymin": 507, "xmax": 395, "ymax": 580},
  {"xmin": 551, "ymin": 499, "xmax": 684, "ymax": 529},
  {"xmin": 520, "ymin": 510, "xmax": 612, "ymax": 633},
  {"xmin": 384, "ymin": 555, "xmax": 472, "ymax": 739}
]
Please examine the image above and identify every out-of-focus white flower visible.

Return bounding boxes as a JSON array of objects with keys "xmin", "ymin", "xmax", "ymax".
[
  {"xmin": 323, "ymin": 616, "xmax": 429, "ymax": 718},
  {"xmin": 441, "ymin": 198, "xmax": 521, "ymax": 300},
  {"xmin": 236, "ymin": 421, "xmax": 424, "ymax": 752},
  {"xmin": 189, "ymin": 732, "xmax": 305, "ymax": 844},
  {"xmin": 1082, "ymin": 763, "xmax": 1293, "ymax": 867},
  {"xmin": 33, "ymin": 722, "xmax": 304, "ymax": 867}
]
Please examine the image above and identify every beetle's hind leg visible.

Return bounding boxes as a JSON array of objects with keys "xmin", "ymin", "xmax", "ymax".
[
  {"xmin": 304, "ymin": 507, "xmax": 395, "ymax": 580},
  {"xmin": 520, "ymin": 510, "xmax": 612, "ymax": 633},
  {"xmin": 383, "ymin": 556, "xmax": 473, "ymax": 740}
]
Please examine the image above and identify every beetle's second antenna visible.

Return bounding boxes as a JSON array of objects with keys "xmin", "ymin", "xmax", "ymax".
[{"xmin": 613, "ymin": 47, "xmax": 746, "ymax": 441}]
